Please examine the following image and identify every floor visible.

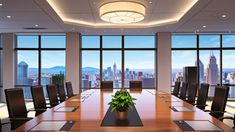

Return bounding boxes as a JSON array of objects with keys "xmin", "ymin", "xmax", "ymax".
[{"xmin": 0, "ymin": 101, "xmax": 234, "ymax": 131}]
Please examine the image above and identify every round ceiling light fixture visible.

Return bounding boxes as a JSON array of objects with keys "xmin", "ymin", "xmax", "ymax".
[{"xmin": 99, "ymin": 1, "xmax": 145, "ymax": 24}]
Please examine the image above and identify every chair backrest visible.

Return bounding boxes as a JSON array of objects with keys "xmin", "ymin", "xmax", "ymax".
[
  {"xmin": 31, "ymin": 86, "xmax": 47, "ymax": 110},
  {"xmin": 65, "ymin": 82, "xmax": 74, "ymax": 98},
  {"xmin": 187, "ymin": 83, "xmax": 197, "ymax": 103},
  {"xmin": 46, "ymin": 85, "xmax": 59, "ymax": 107},
  {"xmin": 196, "ymin": 83, "xmax": 209, "ymax": 108},
  {"xmin": 5, "ymin": 88, "xmax": 27, "ymax": 118},
  {"xmin": 129, "ymin": 81, "xmax": 142, "ymax": 89},
  {"xmin": 179, "ymin": 82, "xmax": 188, "ymax": 99},
  {"xmin": 57, "ymin": 84, "xmax": 67, "ymax": 102},
  {"xmin": 101, "ymin": 81, "xmax": 113, "ymax": 90},
  {"xmin": 172, "ymin": 81, "xmax": 181, "ymax": 96},
  {"xmin": 211, "ymin": 86, "xmax": 229, "ymax": 112}
]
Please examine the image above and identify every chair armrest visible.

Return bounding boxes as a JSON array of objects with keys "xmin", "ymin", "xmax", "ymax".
[
  {"xmin": 219, "ymin": 116, "xmax": 234, "ymax": 121},
  {"xmin": 10, "ymin": 117, "xmax": 33, "ymax": 122},
  {"xmin": 196, "ymin": 104, "xmax": 208, "ymax": 107},
  {"xmin": 204, "ymin": 110, "xmax": 226, "ymax": 114},
  {"xmin": 1, "ymin": 122, "xmax": 10, "ymax": 125},
  {"xmin": 27, "ymin": 108, "xmax": 47, "ymax": 112}
]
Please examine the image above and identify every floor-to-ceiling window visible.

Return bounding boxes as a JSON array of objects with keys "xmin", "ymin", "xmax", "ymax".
[
  {"xmin": 15, "ymin": 35, "xmax": 66, "ymax": 99},
  {"xmin": 222, "ymin": 35, "xmax": 235, "ymax": 98},
  {"xmin": 81, "ymin": 35, "xmax": 157, "ymax": 90},
  {"xmin": 171, "ymin": 35, "xmax": 197, "ymax": 89},
  {"xmin": 172, "ymin": 34, "xmax": 235, "ymax": 99},
  {"xmin": 0, "ymin": 35, "xmax": 2, "ymax": 100}
]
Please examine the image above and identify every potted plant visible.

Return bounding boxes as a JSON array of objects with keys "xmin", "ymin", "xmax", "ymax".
[{"xmin": 108, "ymin": 89, "xmax": 136, "ymax": 120}]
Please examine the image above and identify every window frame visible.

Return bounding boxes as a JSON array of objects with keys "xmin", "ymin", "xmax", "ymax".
[
  {"xmin": 15, "ymin": 34, "xmax": 66, "ymax": 95},
  {"xmin": 172, "ymin": 34, "xmax": 235, "ymax": 100},
  {"xmin": 80, "ymin": 35, "xmax": 157, "ymax": 89}
]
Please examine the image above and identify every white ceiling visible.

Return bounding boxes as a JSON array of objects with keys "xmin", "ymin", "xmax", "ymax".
[{"xmin": 0, "ymin": 0, "xmax": 235, "ymax": 34}]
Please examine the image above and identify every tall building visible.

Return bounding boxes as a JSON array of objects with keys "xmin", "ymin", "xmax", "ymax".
[
  {"xmin": 206, "ymin": 53, "xmax": 218, "ymax": 96},
  {"xmin": 17, "ymin": 61, "xmax": 29, "ymax": 85},
  {"xmin": 113, "ymin": 62, "xmax": 117, "ymax": 79},
  {"xmin": 195, "ymin": 59, "xmax": 204, "ymax": 82}
]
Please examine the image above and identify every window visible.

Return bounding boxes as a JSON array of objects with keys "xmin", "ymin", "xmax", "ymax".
[
  {"xmin": 124, "ymin": 51, "xmax": 156, "ymax": 88},
  {"xmin": 222, "ymin": 35, "xmax": 235, "ymax": 98},
  {"xmin": 81, "ymin": 35, "xmax": 156, "ymax": 90},
  {"xmin": 171, "ymin": 34, "xmax": 235, "ymax": 98},
  {"xmin": 103, "ymin": 36, "xmax": 122, "ymax": 48},
  {"xmin": 16, "ymin": 35, "xmax": 66, "ymax": 99},
  {"xmin": 199, "ymin": 35, "xmax": 220, "ymax": 48},
  {"xmin": 172, "ymin": 50, "xmax": 197, "ymax": 85},
  {"xmin": 102, "ymin": 51, "xmax": 122, "ymax": 88},
  {"xmin": 82, "ymin": 36, "xmax": 100, "ymax": 48},
  {"xmin": 199, "ymin": 50, "xmax": 220, "ymax": 96},
  {"xmin": 124, "ymin": 36, "xmax": 155, "ymax": 48},
  {"xmin": 172, "ymin": 35, "xmax": 196, "ymax": 48},
  {"xmin": 171, "ymin": 35, "xmax": 197, "ymax": 89},
  {"xmin": 81, "ymin": 51, "xmax": 100, "ymax": 89},
  {"xmin": 0, "ymin": 35, "xmax": 2, "ymax": 101}
]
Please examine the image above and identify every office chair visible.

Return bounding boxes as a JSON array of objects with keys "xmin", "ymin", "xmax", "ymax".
[
  {"xmin": 129, "ymin": 81, "xmax": 142, "ymax": 90},
  {"xmin": 46, "ymin": 85, "xmax": 60, "ymax": 107},
  {"xmin": 57, "ymin": 84, "xmax": 67, "ymax": 102},
  {"xmin": 65, "ymin": 82, "xmax": 76, "ymax": 98},
  {"xmin": 101, "ymin": 81, "xmax": 113, "ymax": 90},
  {"xmin": 193, "ymin": 83, "xmax": 209, "ymax": 110},
  {"xmin": 5, "ymin": 88, "xmax": 33, "ymax": 130},
  {"xmin": 31, "ymin": 86, "xmax": 50, "ymax": 116},
  {"xmin": 204, "ymin": 86, "xmax": 229, "ymax": 119},
  {"xmin": 172, "ymin": 81, "xmax": 181, "ymax": 97},
  {"xmin": 185, "ymin": 83, "xmax": 197, "ymax": 104},
  {"xmin": 179, "ymin": 82, "xmax": 188, "ymax": 100}
]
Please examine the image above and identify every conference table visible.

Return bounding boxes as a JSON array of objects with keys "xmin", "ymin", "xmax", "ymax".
[{"xmin": 15, "ymin": 89, "xmax": 234, "ymax": 131}]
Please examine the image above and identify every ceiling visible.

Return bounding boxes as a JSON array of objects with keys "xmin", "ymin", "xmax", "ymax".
[{"xmin": 0, "ymin": 0, "xmax": 235, "ymax": 34}]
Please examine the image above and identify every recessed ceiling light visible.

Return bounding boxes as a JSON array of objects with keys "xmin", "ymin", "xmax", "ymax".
[
  {"xmin": 35, "ymin": 24, "xmax": 39, "ymax": 27},
  {"xmin": 222, "ymin": 14, "xmax": 227, "ymax": 18},
  {"xmin": 149, "ymin": 1, "xmax": 153, "ymax": 4},
  {"xmin": 7, "ymin": 15, "xmax": 11, "ymax": 18},
  {"xmin": 202, "ymin": 25, "xmax": 206, "ymax": 28},
  {"xmin": 0, "ymin": 3, "xmax": 3, "ymax": 6}
]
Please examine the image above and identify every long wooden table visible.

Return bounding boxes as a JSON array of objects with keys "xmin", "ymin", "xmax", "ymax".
[{"xmin": 15, "ymin": 89, "xmax": 234, "ymax": 131}]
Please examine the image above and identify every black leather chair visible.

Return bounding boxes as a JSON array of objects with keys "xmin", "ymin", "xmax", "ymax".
[
  {"xmin": 101, "ymin": 81, "xmax": 113, "ymax": 90},
  {"xmin": 185, "ymin": 83, "xmax": 197, "ymax": 104},
  {"xmin": 65, "ymin": 82, "xmax": 76, "ymax": 98},
  {"xmin": 31, "ymin": 86, "xmax": 50, "ymax": 116},
  {"xmin": 205, "ymin": 86, "xmax": 229, "ymax": 119},
  {"xmin": 172, "ymin": 81, "xmax": 181, "ymax": 97},
  {"xmin": 46, "ymin": 85, "xmax": 59, "ymax": 107},
  {"xmin": 194, "ymin": 83, "xmax": 209, "ymax": 110},
  {"xmin": 179, "ymin": 82, "xmax": 188, "ymax": 100},
  {"xmin": 5, "ymin": 88, "xmax": 33, "ymax": 130},
  {"xmin": 57, "ymin": 84, "xmax": 67, "ymax": 102},
  {"xmin": 129, "ymin": 81, "xmax": 142, "ymax": 90}
]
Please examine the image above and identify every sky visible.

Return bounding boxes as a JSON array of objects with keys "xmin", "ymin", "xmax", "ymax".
[
  {"xmin": 17, "ymin": 35, "xmax": 65, "ymax": 68},
  {"xmin": 16, "ymin": 35, "xmax": 235, "ymax": 69}
]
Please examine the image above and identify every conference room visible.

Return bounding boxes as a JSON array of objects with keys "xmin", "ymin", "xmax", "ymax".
[{"xmin": 0, "ymin": 0, "xmax": 235, "ymax": 131}]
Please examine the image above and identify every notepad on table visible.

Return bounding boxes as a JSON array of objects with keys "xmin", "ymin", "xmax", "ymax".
[
  {"xmin": 54, "ymin": 106, "xmax": 78, "ymax": 112},
  {"xmin": 30, "ymin": 120, "xmax": 75, "ymax": 131}
]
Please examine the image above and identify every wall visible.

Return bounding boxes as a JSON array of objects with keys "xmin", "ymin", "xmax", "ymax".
[
  {"xmin": 2, "ymin": 33, "xmax": 15, "ymax": 102},
  {"xmin": 66, "ymin": 32, "xmax": 81, "ymax": 94},
  {"xmin": 157, "ymin": 32, "xmax": 171, "ymax": 93}
]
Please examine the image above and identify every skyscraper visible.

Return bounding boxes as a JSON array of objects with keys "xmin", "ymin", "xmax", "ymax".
[
  {"xmin": 17, "ymin": 61, "xmax": 29, "ymax": 85},
  {"xmin": 113, "ymin": 62, "xmax": 117, "ymax": 79},
  {"xmin": 206, "ymin": 53, "xmax": 218, "ymax": 96},
  {"xmin": 195, "ymin": 59, "xmax": 204, "ymax": 82}
]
